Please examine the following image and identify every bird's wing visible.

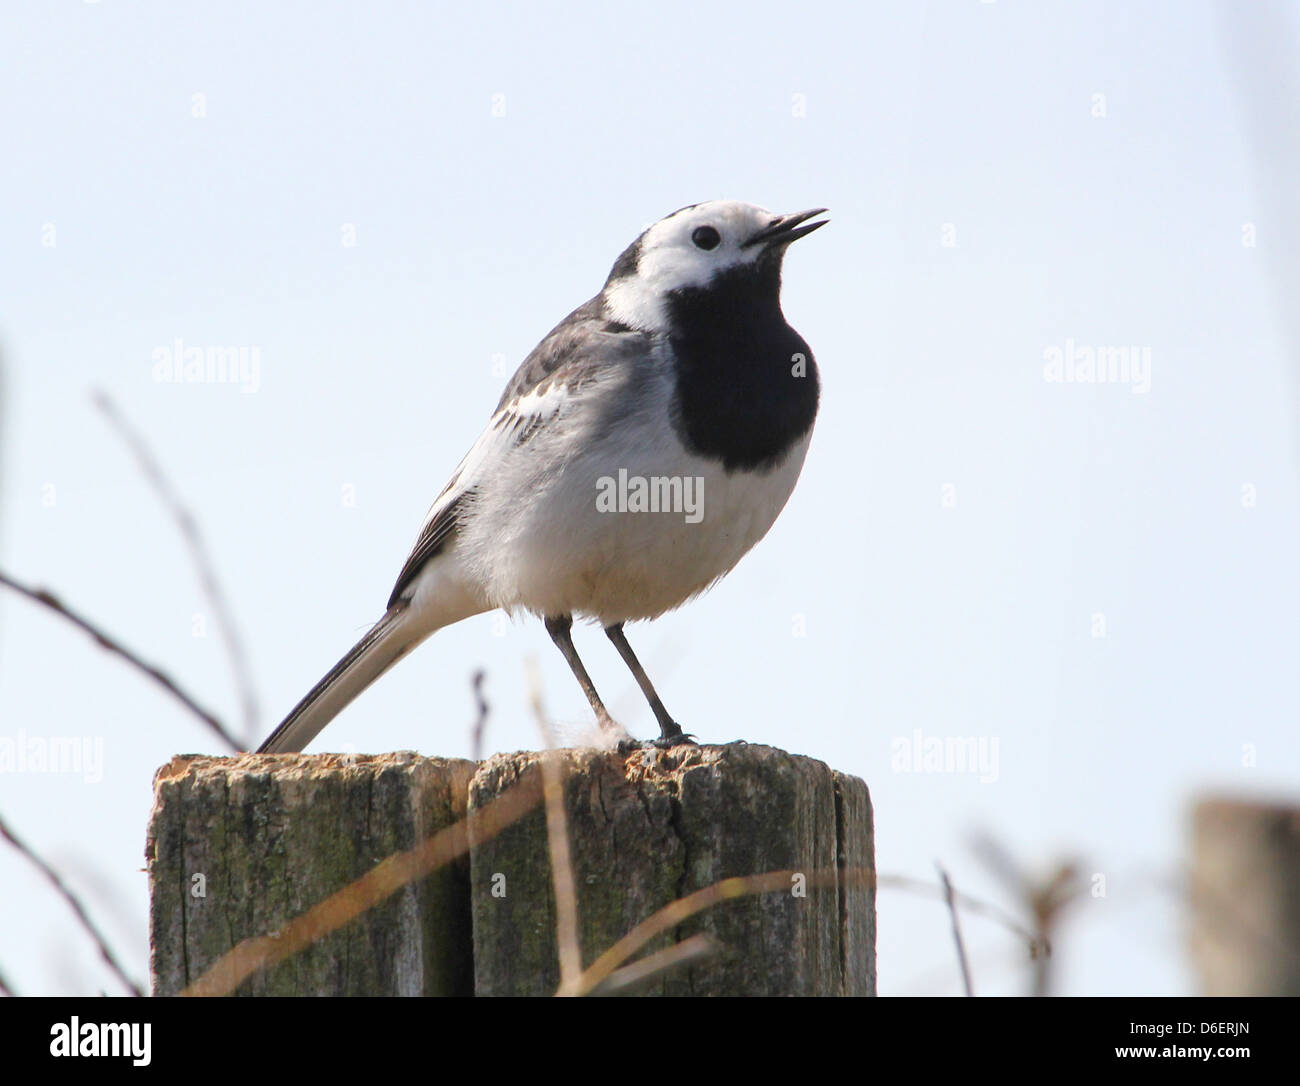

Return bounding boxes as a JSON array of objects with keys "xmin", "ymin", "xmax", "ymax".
[{"xmin": 387, "ymin": 300, "xmax": 648, "ymax": 606}]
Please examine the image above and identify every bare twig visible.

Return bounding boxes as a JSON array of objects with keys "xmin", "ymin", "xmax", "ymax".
[
  {"xmin": 970, "ymin": 833, "xmax": 1085, "ymax": 996},
  {"xmin": 569, "ymin": 866, "xmax": 865, "ymax": 996},
  {"xmin": 92, "ymin": 389, "xmax": 260, "ymax": 743},
  {"xmin": 587, "ymin": 934, "xmax": 719, "ymax": 996},
  {"xmin": 525, "ymin": 661, "xmax": 583, "ymax": 993},
  {"xmin": 470, "ymin": 669, "xmax": 489, "ymax": 762},
  {"xmin": 876, "ymin": 872, "xmax": 1039, "ymax": 949},
  {"xmin": 182, "ymin": 766, "xmax": 545, "ymax": 997},
  {"xmin": 0, "ymin": 568, "xmax": 240, "ymax": 751},
  {"xmin": 0, "ymin": 812, "xmax": 144, "ymax": 997},
  {"xmin": 937, "ymin": 863, "xmax": 974, "ymax": 996}
]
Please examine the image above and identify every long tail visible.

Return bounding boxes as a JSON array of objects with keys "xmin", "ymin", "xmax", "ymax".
[{"xmin": 256, "ymin": 605, "xmax": 427, "ymax": 754}]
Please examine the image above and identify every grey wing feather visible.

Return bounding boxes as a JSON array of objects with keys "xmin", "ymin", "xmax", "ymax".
[
  {"xmin": 387, "ymin": 489, "xmax": 472, "ymax": 607},
  {"xmin": 386, "ymin": 297, "xmax": 650, "ymax": 606},
  {"xmin": 494, "ymin": 296, "xmax": 637, "ymax": 409}
]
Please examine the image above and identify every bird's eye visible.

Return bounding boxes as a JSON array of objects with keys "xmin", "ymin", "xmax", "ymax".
[{"xmin": 691, "ymin": 226, "xmax": 721, "ymax": 251}]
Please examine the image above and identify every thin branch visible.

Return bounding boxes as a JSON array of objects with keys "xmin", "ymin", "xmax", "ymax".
[
  {"xmin": 182, "ymin": 766, "xmax": 545, "ymax": 997},
  {"xmin": 877, "ymin": 872, "xmax": 1039, "ymax": 949},
  {"xmin": 586, "ymin": 934, "xmax": 719, "ymax": 996},
  {"xmin": 937, "ymin": 863, "xmax": 974, "ymax": 996},
  {"xmin": 541, "ymin": 752, "xmax": 584, "ymax": 990},
  {"xmin": 970, "ymin": 833, "xmax": 1085, "ymax": 996},
  {"xmin": 92, "ymin": 389, "xmax": 260, "ymax": 743},
  {"xmin": 0, "ymin": 568, "xmax": 240, "ymax": 751},
  {"xmin": 470, "ymin": 669, "xmax": 489, "ymax": 762},
  {"xmin": 0, "ymin": 812, "xmax": 144, "ymax": 997},
  {"xmin": 568, "ymin": 866, "xmax": 863, "ymax": 996},
  {"xmin": 526, "ymin": 661, "xmax": 583, "ymax": 993}
]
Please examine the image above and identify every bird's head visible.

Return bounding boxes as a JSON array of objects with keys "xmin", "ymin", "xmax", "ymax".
[{"xmin": 601, "ymin": 200, "xmax": 828, "ymax": 333}]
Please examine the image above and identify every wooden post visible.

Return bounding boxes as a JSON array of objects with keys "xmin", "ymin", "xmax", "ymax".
[
  {"xmin": 1190, "ymin": 796, "xmax": 1300, "ymax": 996},
  {"xmin": 469, "ymin": 743, "xmax": 875, "ymax": 995},
  {"xmin": 147, "ymin": 752, "xmax": 477, "ymax": 996},
  {"xmin": 147, "ymin": 744, "xmax": 876, "ymax": 996}
]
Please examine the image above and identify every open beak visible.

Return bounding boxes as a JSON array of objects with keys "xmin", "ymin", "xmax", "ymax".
[{"xmin": 742, "ymin": 207, "xmax": 829, "ymax": 249}]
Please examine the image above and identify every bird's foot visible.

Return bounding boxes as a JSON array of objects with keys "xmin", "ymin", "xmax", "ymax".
[
  {"xmin": 616, "ymin": 726, "xmax": 697, "ymax": 754},
  {"xmin": 652, "ymin": 727, "xmax": 697, "ymax": 749}
]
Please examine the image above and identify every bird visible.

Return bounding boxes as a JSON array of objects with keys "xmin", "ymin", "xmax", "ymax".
[{"xmin": 257, "ymin": 200, "xmax": 827, "ymax": 754}]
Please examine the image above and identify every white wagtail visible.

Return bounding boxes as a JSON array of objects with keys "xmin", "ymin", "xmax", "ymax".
[{"xmin": 257, "ymin": 200, "xmax": 827, "ymax": 754}]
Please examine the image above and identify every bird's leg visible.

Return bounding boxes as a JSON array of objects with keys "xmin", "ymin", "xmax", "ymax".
[
  {"xmin": 544, "ymin": 614, "xmax": 619, "ymax": 733},
  {"xmin": 604, "ymin": 623, "xmax": 690, "ymax": 746}
]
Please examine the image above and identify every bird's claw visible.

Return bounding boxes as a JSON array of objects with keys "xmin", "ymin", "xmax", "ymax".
[
  {"xmin": 652, "ymin": 729, "xmax": 697, "ymax": 749},
  {"xmin": 616, "ymin": 727, "xmax": 697, "ymax": 754}
]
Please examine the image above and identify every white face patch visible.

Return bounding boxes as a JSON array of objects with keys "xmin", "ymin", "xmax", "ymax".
[{"xmin": 603, "ymin": 200, "xmax": 782, "ymax": 333}]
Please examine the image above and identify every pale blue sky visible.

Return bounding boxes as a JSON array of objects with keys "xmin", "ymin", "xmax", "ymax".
[{"xmin": 1, "ymin": 1, "xmax": 1297, "ymax": 995}]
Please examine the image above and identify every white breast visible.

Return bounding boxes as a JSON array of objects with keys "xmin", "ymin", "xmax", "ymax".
[{"xmin": 452, "ymin": 356, "xmax": 814, "ymax": 625}]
